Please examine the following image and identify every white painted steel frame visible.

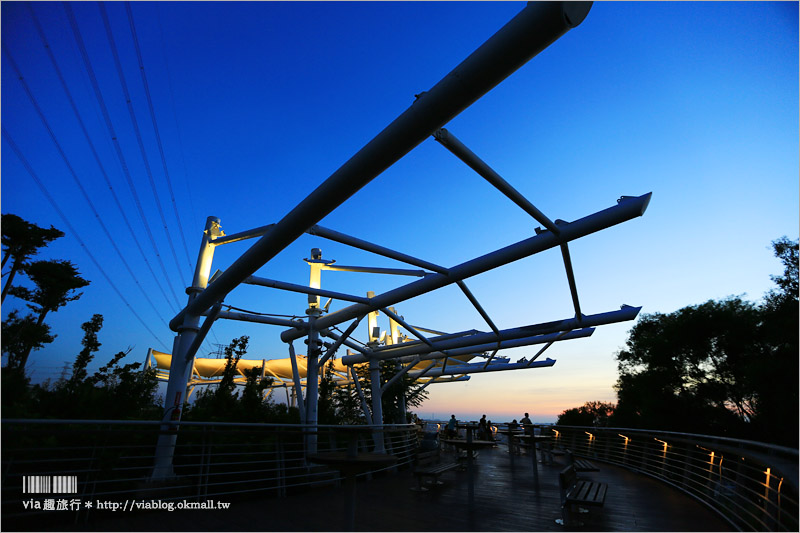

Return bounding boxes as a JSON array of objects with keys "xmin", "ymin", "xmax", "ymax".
[{"xmin": 152, "ymin": 2, "xmax": 653, "ymax": 477}]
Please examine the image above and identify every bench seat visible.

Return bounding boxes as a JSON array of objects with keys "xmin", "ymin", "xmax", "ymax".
[
  {"xmin": 557, "ymin": 464, "xmax": 608, "ymax": 526},
  {"xmin": 566, "ymin": 449, "xmax": 599, "ymax": 472},
  {"xmin": 411, "ymin": 448, "xmax": 459, "ymax": 491}
]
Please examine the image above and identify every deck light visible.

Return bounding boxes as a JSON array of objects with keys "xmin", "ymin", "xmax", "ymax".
[
  {"xmin": 618, "ymin": 434, "xmax": 630, "ymax": 445},
  {"xmin": 585, "ymin": 431, "xmax": 594, "ymax": 440},
  {"xmin": 654, "ymin": 438, "xmax": 668, "ymax": 453}
]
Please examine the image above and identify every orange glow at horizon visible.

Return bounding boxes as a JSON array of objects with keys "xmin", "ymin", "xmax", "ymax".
[{"xmin": 417, "ymin": 372, "xmax": 619, "ymax": 422}]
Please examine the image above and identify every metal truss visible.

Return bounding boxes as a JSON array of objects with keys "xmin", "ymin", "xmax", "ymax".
[{"xmin": 153, "ymin": 2, "xmax": 651, "ymax": 478}]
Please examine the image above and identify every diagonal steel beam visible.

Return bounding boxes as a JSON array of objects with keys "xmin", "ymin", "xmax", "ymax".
[
  {"xmin": 318, "ymin": 315, "xmax": 364, "ymax": 366},
  {"xmin": 169, "ymin": 2, "xmax": 593, "ymax": 331},
  {"xmin": 410, "ymin": 358, "xmax": 556, "ymax": 378},
  {"xmin": 343, "ymin": 323, "xmax": 602, "ymax": 365},
  {"xmin": 308, "ymin": 225, "xmax": 449, "ymax": 275},
  {"xmin": 244, "ymin": 275, "xmax": 371, "ymax": 304},
  {"xmin": 381, "ymin": 307, "xmax": 433, "ymax": 347},
  {"xmin": 457, "ymin": 280, "xmax": 500, "ymax": 335},
  {"xmin": 283, "ymin": 195, "xmax": 650, "ymax": 343},
  {"xmin": 434, "ymin": 128, "xmax": 560, "ymax": 234}
]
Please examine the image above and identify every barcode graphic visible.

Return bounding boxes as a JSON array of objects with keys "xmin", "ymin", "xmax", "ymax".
[{"xmin": 22, "ymin": 476, "xmax": 77, "ymax": 494}]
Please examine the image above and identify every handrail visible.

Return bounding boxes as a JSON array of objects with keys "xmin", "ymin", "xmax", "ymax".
[
  {"xmin": 1, "ymin": 418, "xmax": 414, "ymax": 430},
  {"xmin": 1, "ymin": 419, "xmax": 420, "ymax": 527},
  {"xmin": 548, "ymin": 425, "xmax": 798, "ymax": 532}
]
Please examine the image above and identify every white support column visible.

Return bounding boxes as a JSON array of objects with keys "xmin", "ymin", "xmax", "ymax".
[
  {"xmin": 388, "ymin": 307, "xmax": 407, "ymax": 422},
  {"xmin": 303, "ymin": 248, "xmax": 328, "ymax": 455},
  {"xmin": 152, "ymin": 216, "xmax": 222, "ymax": 480},
  {"xmin": 364, "ymin": 295, "xmax": 385, "ymax": 450},
  {"xmin": 369, "ymin": 356, "xmax": 385, "ymax": 453},
  {"xmin": 305, "ymin": 311, "xmax": 321, "ymax": 454}
]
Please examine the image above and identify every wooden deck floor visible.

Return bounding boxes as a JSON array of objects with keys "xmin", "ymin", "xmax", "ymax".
[{"xmin": 93, "ymin": 446, "xmax": 733, "ymax": 532}]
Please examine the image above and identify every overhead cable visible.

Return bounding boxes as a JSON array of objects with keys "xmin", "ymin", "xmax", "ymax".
[
  {"xmin": 97, "ymin": 3, "xmax": 186, "ymax": 293},
  {"xmin": 2, "ymin": 41, "xmax": 172, "ymax": 330},
  {"xmin": 25, "ymin": 4, "xmax": 178, "ymax": 317},
  {"xmin": 125, "ymin": 1, "xmax": 193, "ymax": 271},
  {"xmin": 2, "ymin": 127, "xmax": 170, "ymax": 350},
  {"xmin": 63, "ymin": 2, "xmax": 182, "ymax": 310},
  {"xmin": 156, "ymin": 3, "xmax": 199, "ymax": 237}
]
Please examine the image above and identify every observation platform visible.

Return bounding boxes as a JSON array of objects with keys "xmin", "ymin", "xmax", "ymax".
[{"xmin": 94, "ymin": 446, "xmax": 732, "ymax": 532}]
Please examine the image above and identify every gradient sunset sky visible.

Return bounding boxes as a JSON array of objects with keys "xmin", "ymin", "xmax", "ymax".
[{"xmin": 2, "ymin": 2, "xmax": 797, "ymax": 422}]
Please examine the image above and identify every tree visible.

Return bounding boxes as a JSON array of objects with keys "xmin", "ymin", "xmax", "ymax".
[
  {"xmin": 190, "ymin": 336, "xmax": 249, "ymax": 420},
  {"xmin": 1, "ymin": 214, "xmax": 63, "ymax": 302},
  {"xmin": 612, "ymin": 237, "xmax": 799, "ymax": 445},
  {"xmin": 764, "ymin": 236, "xmax": 798, "ymax": 310},
  {"xmin": 9, "ymin": 259, "xmax": 90, "ymax": 374},
  {"xmin": 216, "ymin": 335, "xmax": 248, "ymax": 399},
  {"xmin": 336, "ymin": 360, "xmax": 429, "ymax": 425},
  {"xmin": 2, "ymin": 310, "xmax": 54, "ymax": 372},
  {"xmin": 613, "ymin": 297, "xmax": 762, "ymax": 436},
  {"xmin": 317, "ymin": 359, "xmax": 339, "ymax": 424},
  {"xmin": 557, "ymin": 401, "xmax": 615, "ymax": 427},
  {"xmin": 749, "ymin": 237, "xmax": 798, "ymax": 446},
  {"xmin": 69, "ymin": 314, "xmax": 103, "ymax": 385},
  {"xmin": 5, "ymin": 314, "xmax": 161, "ymax": 420}
]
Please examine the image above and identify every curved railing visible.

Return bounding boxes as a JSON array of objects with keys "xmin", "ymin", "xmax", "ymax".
[
  {"xmin": 1, "ymin": 419, "xmax": 418, "ymax": 524},
  {"xmin": 551, "ymin": 425, "xmax": 798, "ymax": 531}
]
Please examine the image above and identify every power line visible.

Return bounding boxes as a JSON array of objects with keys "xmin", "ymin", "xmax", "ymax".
[
  {"xmin": 63, "ymin": 2, "xmax": 183, "ymax": 310},
  {"xmin": 1, "ymin": 41, "xmax": 172, "ymax": 331},
  {"xmin": 2, "ymin": 127, "xmax": 170, "ymax": 350},
  {"xmin": 24, "ymin": 4, "xmax": 178, "ymax": 321},
  {"xmin": 156, "ymin": 3, "xmax": 200, "ymax": 239},
  {"xmin": 125, "ymin": 1, "xmax": 193, "ymax": 272},
  {"xmin": 98, "ymin": 3, "xmax": 187, "ymax": 291}
]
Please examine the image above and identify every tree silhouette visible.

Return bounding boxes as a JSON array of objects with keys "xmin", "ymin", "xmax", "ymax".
[
  {"xmin": 1, "ymin": 214, "xmax": 64, "ymax": 303},
  {"xmin": 339, "ymin": 360, "xmax": 429, "ymax": 424},
  {"xmin": 1, "ymin": 310, "xmax": 55, "ymax": 373},
  {"xmin": 611, "ymin": 237, "xmax": 799, "ymax": 446},
  {"xmin": 750, "ymin": 237, "xmax": 798, "ymax": 446},
  {"xmin": 9, "ymin": 259, "xmax": 89, "ymax": 374},
  {"xmin": 69, "ymin": 314, "xmax": 104, "ymax": 386},
  {"xmin": 558, "ymin": 401, "xmax": 615, "ymax": 427}
]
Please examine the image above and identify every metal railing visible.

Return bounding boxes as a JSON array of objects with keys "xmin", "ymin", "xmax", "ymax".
[
  {"xmin": 550, "ymin": 425, "xmax": 798, "ymax": 531},
  {"xmin": 1, "ymin": 419, "xmax": 418, "ymax": 524}
]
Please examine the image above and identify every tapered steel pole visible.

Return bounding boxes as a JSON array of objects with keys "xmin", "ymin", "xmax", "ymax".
[
  {"xmin": 170, "ymin": 1, "xmax": 593, "ymax": 332},
  {"xmin": 152, "ymin": 216, "xmax": 222, "ymax": 479}
]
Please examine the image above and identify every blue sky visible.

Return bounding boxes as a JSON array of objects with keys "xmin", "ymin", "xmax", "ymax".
[{"xmin": 2, "ymin": 2, "xmax": 797, "ymax": 422}]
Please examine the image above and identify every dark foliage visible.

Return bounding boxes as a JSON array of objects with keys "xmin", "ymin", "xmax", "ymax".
[
  {"xmin": 183, "ymin": 336, "xmax": 300, "ymax": 424},
  {"xmin": 7, "ymin": 259, "xmax": 90, "ymax": 374},
  {"xmin": 3, "ymin": 314, "xmax": 161, "ymax": 420},
  {"xmin": 327, "ymin": 359, "xmax": 428, "ymax": 425},
  {"xmin": 1, "ymin": 213, "xmax": 63, "ymax": 303},
  {"xmin": 557, "ymin": 401, "xmax": 615, "ymax": 427},
  {"xmin": 610, "ymin": 237, "xmax": 798, "ymax": 446},
  {"xmin": 2, "ymin": 310, "xmax": 54, "ymax": 372}
]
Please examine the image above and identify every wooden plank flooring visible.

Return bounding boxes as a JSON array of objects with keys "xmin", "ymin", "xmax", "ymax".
[{"xmin": 91, "ymin": 446, "xmax": 733, "ymax": 532}]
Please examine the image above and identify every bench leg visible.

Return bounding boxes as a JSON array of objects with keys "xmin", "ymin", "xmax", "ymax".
[
  {"xmin": 410, "ymin": 476, "xmax": 429, "ymax": 492},
  {"xmin": 556, "ymin": 503, "xmax": 584, "ymax": 528}
]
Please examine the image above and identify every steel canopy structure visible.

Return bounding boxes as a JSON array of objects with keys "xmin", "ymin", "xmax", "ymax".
[{"xmin": 153, "ymin": 1, "xmax": 652, "ymax": 479}]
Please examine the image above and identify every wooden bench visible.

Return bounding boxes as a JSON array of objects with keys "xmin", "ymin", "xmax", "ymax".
[
  {"xmin": 410, "ymin": 447, "xmax": 460, "ymax": 492},
  {"xmin": 557, "ymin": 464, "xmax": 607, "ymax": 526},
  {"xmin": 566, "ymin": 449, "xmax": 599, "ymax": 472}
]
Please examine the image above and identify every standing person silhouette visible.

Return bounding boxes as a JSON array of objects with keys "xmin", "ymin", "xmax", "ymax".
[
  {"xmin": 446, "ymin": 414, "xmax": 458, "ymax": 438},
  {"xmin": 520, "ymin": 412, "xmax": 533, "ymax": 435},
  {"xmin": 478, "ymin": 414, "xmax": 488, "ymax": 440}
]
